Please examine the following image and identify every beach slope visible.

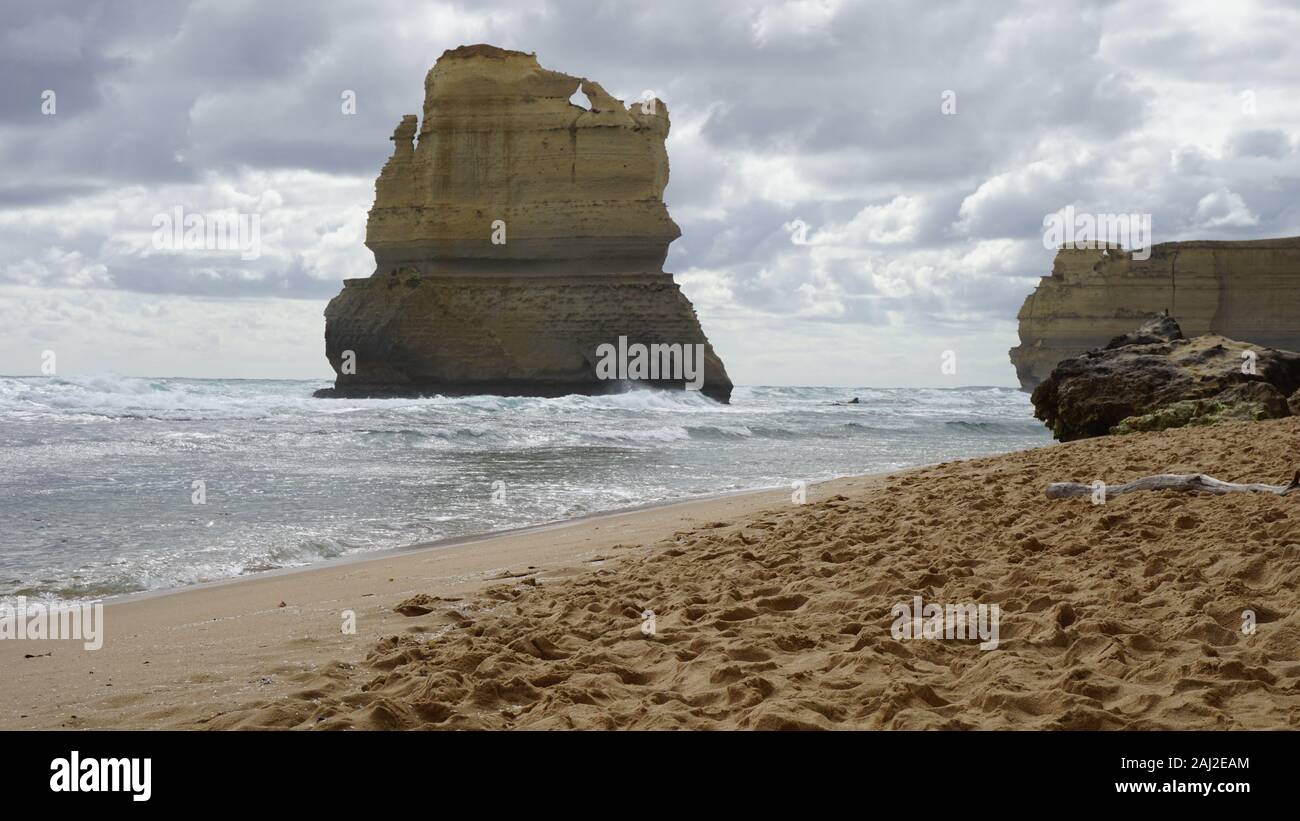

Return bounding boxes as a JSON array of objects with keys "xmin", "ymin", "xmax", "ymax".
[
  {"xmin": 6, "ymin": 419, "xmax": 1300, "ymax": 729},
  {"xmin": 219, "ymin": 418, "xmax": 1300, "ymax": 729}
]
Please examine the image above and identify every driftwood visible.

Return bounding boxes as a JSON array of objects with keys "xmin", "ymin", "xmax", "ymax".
[{"xmin": 1046, "ymin": 471, "xmax": 1300, "ymax": 500}]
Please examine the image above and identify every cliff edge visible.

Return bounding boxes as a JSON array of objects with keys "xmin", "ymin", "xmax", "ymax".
[{"xmin": 1009, "ymin": 237, "xmax": 1300, "ymax": 391}]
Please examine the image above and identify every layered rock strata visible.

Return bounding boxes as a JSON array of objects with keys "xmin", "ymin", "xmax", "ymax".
[
  {"xmin": 1010, "ymin": 238, "xmax": 1300, "ymax": 391},
  {"xmin": 318, "ymin": 44, "xmax": 731, "ymax": 401}
]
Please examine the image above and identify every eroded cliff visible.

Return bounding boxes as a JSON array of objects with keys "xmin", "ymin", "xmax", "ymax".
[
  {"xmin": 1010, "ymin": 237, "xmax": 1300, "ymax": 391},
  {"xmin": 319, "ymin": 44, "xmax": 732, "ymax": 401}
]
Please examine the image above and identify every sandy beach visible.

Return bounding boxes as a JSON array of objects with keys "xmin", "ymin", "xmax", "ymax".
[
  {"xmin": 5, "ymin": 418, "xmax": 1300, "ymax": 730},
  {"xmin": 0, "ymin": 484, "xmax": 812, "ymax": 729}
]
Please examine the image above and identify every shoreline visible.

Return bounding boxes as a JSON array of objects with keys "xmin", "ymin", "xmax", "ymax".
[
  {"xmin": 2, "ymin": 379, "xmax": 1048, "ymax": 616},
  {"xmin": 6, "ymin": 418, "xmax": 1300, "ymax": 728},
  {"xmin": 102, "ymin": 477, "xmax": 854, "ymax": 607},
  {"xmin": 0, "ymin": 470, "xmax": 890, "ymax": 729}
]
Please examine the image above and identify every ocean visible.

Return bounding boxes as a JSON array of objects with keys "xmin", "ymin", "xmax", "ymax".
[{"xmin": 0, "ymin": 376, "xmax": 1050, "ymax": 602}]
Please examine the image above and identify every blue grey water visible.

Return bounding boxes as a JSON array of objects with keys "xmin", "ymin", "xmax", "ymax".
[{"xmin": 0, "ymin": 377, "xmax": 1051, "ymax": 602}]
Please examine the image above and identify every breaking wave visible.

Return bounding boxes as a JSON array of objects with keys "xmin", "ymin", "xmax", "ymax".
[{"xmin": 0, "ymin": 376, "xmax": 1049, "ymax": 601}]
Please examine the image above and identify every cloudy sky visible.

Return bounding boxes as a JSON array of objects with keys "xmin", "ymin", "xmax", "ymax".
[{"xmin": 2, "ymin": 0, "xmax": 1298, "ymax": 387}]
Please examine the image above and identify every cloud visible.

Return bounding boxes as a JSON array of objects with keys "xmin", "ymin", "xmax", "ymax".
[
  {"xmin": 3, "ymin": 248, "xmax": 111, "ymax": 288},
  {"xmin": 819, "ymin": 196, "xmax": 925, "ymax": 246},
  {"xmin": 1229, "ymin": 129, "xmax": 1292, "ymax": 159},
  {"xmin": 3, "ymin": 0, "xmax": 1300, "ymax": 387},
  {"xmin": 0, "ymin": 285, "xmax": 331, "ymax": 379},
  {"xmin": 1194, "ymin": 188, "xmax": 1259, "ymax": 229},
  {"xmin": 953, "ymin": 148, "xmax": 1100, "ymax": 239},
  {"xmin": 750, "ymin": 0, "xmax": 845, "ymax": 45}
]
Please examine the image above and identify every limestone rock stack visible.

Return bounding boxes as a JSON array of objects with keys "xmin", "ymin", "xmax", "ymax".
[
  {"xmin": 318, "ymin": 45, "xmax": 732, "ymax": 401},
  {"xmin": 1009, "ymin": 237, "xmax": 1300, "ymax": 391}
]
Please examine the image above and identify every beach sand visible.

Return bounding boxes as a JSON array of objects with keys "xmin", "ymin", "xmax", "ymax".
[
  {"xmin": 0, "ymin": 485, "xmax": 808, "ymax": 729},
  {"xmin": 5, "ymin": 418, "xmax": 1300, "ymax": 730}
]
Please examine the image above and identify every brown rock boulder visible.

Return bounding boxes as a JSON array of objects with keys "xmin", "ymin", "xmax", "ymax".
[{"xmin": 1031, "ymin": 317, "xmax": 1300, "ymax": 440}]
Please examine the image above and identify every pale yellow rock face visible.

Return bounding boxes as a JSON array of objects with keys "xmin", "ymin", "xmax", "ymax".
[
  {"xmin": 368, "ymin": 44, "xmax": 678, "ymax": 274},
  {"xmin": 320, "ymin": 45, "xmax": 732, "ymax": 401},
  {"xmin": 1010, "ymin": 237, "xmax": 1300, "ymax": 390}
]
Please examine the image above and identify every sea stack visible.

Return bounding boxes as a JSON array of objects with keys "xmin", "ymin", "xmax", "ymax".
[
  {"xmin": 1009, "ymin": 237, "xmax": 1300, "ymax": 391},
  {"xmin": 316, "ymin": 44, "xmax": 732, "ymax": 402}
]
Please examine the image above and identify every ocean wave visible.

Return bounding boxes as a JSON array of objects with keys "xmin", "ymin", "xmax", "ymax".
[
  {"xmin": 944, "ymin": 419, "xmax": 1046, "ymax": 433},
  {"xmin": 0, "ymin": 376, "xmax": 1050, "ymax": 602},
  {"xmin": 0, "ymin": 375, "xmax": 323, "ymax": 420},
  {"xmin": 686, "ymin": 424, "xmax": 753, "ymax": 441}
]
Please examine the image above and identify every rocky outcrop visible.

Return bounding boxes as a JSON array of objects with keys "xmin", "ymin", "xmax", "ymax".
[
  {"xmin": 1010, "ymin": 238, "xmax": 1300, "ymax": 391},
  {"xmin": 1030, "ymin": 316, "xmax": 1300, "ymax": 441},
  {"xmin": 318, "ymin": 44, "xmax": 732, "ymax": 401}
]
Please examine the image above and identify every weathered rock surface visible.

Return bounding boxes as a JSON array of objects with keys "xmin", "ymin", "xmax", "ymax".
[
  {"xmin": 1010, "ymin": 238, "xmax": 1300, "ymax": 391},
  {"xmin": 322, "ymin": 270, "xmax": 730, "ymax": 399},
  {"xmin": 1030, "ymin": 316, "xmax": 1300, "ymax": 441},
  {"xmin": 318, "ymin": 44, "xmax": 732, "ymax": 401},
  {"xmin": 1110, "ymin": 382, "xmax": 1290, "ymax": 436}
]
